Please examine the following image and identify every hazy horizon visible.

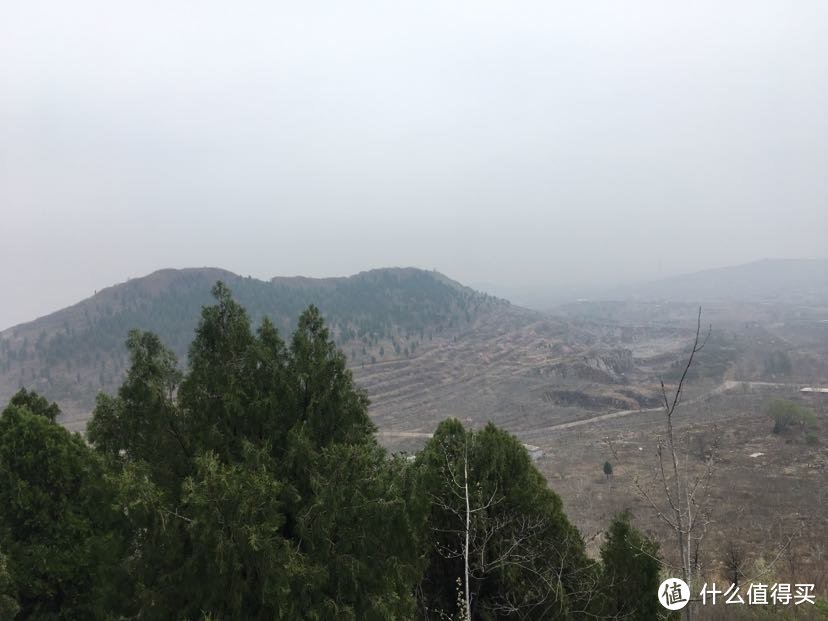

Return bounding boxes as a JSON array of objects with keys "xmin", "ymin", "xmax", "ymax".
[{"xmin": 3, "ymin": 1, "xmax": 827, "ymax": 329}]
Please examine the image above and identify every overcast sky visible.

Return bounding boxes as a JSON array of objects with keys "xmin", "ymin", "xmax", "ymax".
[{"xmin": 2, "ymin": 1, "xmax": 827, "ymax": 329}]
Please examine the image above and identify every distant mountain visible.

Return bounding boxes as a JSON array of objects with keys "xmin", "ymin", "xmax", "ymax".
[
  {"xmin": 482, "ymin": 259, "xmax": 828, "ymax": 311},
  {"xmin": 610, "ymin": 258, "xmax": 828, "ymax": 304},
  {"xmin": 0, "ymin": 267, "xmax": 510, "ymax": 428},
  {"xmin": 480, "ymin": 259, "xmax": 828, "ymax": 310}
]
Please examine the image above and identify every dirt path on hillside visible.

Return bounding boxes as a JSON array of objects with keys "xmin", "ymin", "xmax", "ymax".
[{"xmin": 377, "ymin": 379, "xmax": 805, "ymax": 439}]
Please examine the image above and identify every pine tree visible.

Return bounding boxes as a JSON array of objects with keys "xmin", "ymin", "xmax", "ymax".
[
  {"xmin": 600, "ymin": 511, "xmax": 663, "ymax": 620},
  {"xmin": 86, "ymin": 282, "xmax": 421, "ymax": 619},
  {"xmin": 0, "ymin": 400, "xmax": 130, "ymax": 619},
  {"xmin": 7, "ymin": 387, "xmax": 61, "ymax": 421},
  {"xmin": 414, "ymin": 419, "xmax": 600, "ymax": 619}
]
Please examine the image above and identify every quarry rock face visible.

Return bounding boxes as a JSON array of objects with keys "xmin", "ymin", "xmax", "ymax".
[
  {"xmin": 538, "ymin": 348, "xmax": 635, "ymax": 384},
  {"xmin": 583, "ymin": 348, "xmax": 635, "ymax": 376}
]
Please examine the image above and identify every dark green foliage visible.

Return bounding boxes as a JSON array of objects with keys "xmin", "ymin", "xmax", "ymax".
[
  {"xmin": 0, "ymin": 549, "xmax": 19, "ymax": 620},
  {"xmin": 286, "ymin": 304, "xmax": 376, "ymax": 448},
  {"xmin": 599, "ymin": 511, "xmax": 662, "ymax": 620},
  {"xmin": 177, "ymin": 282, "xmax": 261, "ymax": 464},
  {"xmin": 0, "ymin": 283, "xmax": 662, "ymax": 619},
  {"xmin": 7, "ymin": 388, "xmax": 60, "ymax": 422},
  {"xmin": 175, "ymin": 447, "xmax": 301, "ymax": 620},
  {"xmin": 603, "ymin": 461, "xmax": 613, "ymax": 479},
  {"xmin": 86, "ymin": 330, "xmax": 188, "ymax": 495},
  {"xmin": 86, "ymin": 282, "xmax": 420, "ymax": 619},
  {"xmin": 0, "ymin": 402, "xmax": 130, "ymax": 620},
  {"xmin": 293, "ymin": 443, "xmax": 424, "ymax": 620},
  {"xmin": 414, "ymin": 419, "xmax": 600, "ymax": 619}
]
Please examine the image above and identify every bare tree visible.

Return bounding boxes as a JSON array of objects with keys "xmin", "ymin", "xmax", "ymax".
[
  {"xmin": 634, "ymin": 308, "xmax": 715, "ymax": 621},
  {"xmin": 724, "ymin": 541, "xmax": 746, "ymax": 587},
  {"xmin": 429, "ymin": 433, "xmax": 498, "ymax": 621}
]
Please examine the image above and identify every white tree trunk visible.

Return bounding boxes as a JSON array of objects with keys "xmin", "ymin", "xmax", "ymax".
[{"xmin": 464, "ymin": 450, "xmax": 471, "ymax": 621}]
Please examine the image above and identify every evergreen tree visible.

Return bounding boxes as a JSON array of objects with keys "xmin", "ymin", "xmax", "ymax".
[
  {"xmin": 86, "ymin": 282, "xmax": 421, "ymax": 619},
  {"xmin": 0, "ymin": 549, "xmax": 19, "ymax": 620},
  {"xmin": 414, "ymin": 419, "xmax": 600, "ymax": 619},
  {"xmin": 87, "ymin": 330, "xmax": 188, "ymax": 495},
  {"xmin": 178, "ymin": 282, "xmax": 259, "ymax": 463},
  {"xmin": 174, "ymin": 445, "xmax": 304, "ymax": 620},
  {"xmin": 599, "ymin": 511, "xmax": 662, "ymax": 620},
  {"xmin": 603, "ymin": 461, "xmax": 613, "ymax": 481},
  {"xmin": 7, "ymin": 387, "xmax": 60, "ymax": 422},
  {"xmin": 0, "ymin": 400, "xmax": 130, "ymax": 619}
]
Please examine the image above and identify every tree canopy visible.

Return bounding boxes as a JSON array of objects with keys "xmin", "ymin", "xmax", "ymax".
[
  {"xmin": 0, "ymin": 282, "xmax": 664, "ymax": 619},
  {"xmin": 86, "ymin": 282, "xmax": 420, "ymax": 619},
  {"xmin": 414, "ymin": 418, "xmax": 602, "ymax": 619},
  {"xmin": 0, "ymin": 401, "xmax": 129, "ymax": 619},
  {"xmin": 768, "ymin": 399, "xmax": 816, "ymax": 435},
  {"xmin": 599, "ymin": 511, "xmax": 662, "ymax": 620}
]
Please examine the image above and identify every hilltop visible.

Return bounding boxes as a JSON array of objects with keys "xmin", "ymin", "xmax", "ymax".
[{"xmin": 0, "ymin": 267, "xmax": 512, "ymax": 428}]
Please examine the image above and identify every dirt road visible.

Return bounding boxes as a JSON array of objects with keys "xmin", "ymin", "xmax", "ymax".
[{"xmin": 376, "ymin": 379, "xmax": 805, "ymax": 439}]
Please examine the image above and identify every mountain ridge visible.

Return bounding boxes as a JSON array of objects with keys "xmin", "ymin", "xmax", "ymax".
[{"xmin": 0, "ymin": 266, "xmax": 517, "ymax": 428}]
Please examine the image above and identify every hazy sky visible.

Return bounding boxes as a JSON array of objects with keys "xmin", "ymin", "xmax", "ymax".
[{"xmin": 2, "ymin": 1, "xmax": 827, "ymax": 329}]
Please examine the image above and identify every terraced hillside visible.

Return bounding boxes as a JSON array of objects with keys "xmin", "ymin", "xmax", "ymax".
[
  {"xmin": 361, "ymin": 312, "xmax": 676, "ymax": 437},
  {"xmin": 0, "ymin": 267, "xmax": 682, "ymax": 434},
  {"xmin": 0, "ymin": 267, "xmax": 508, "ymax": 428}
]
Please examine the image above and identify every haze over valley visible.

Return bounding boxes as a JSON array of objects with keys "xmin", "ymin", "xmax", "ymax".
[{"xmin": 3, "ymin": 1, "xmax": 828, "ymax": 618}]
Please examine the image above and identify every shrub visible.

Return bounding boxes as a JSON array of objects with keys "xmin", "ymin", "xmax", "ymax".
[{"xmin": 768, "ymin": 399, "xmax": 816, "ymax": 435}]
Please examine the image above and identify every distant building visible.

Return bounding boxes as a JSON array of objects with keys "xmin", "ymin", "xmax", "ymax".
[{"xmin": 524, "ymin": 444, "xmax": 543, "ymax": 461}]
